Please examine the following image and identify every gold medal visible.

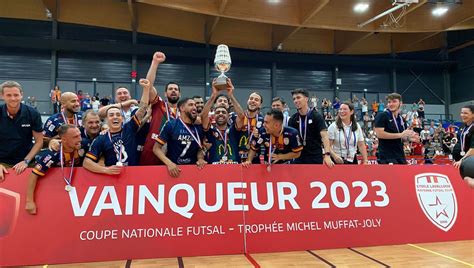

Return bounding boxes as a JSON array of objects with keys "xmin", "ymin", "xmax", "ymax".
[
  {"xmin": 65, "ymin": 185, "xmax": 73, "ymax": 192},
  {"xmin": 267, "ymin": 165, "xmax": 271, "ymax": 172}
]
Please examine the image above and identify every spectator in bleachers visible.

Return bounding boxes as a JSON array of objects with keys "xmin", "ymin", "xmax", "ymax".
[
  {"xmin": 321, "ymin": 98, "xmax": 330, "ymax": 115},
  {"xmin": 332, "ymin": 97, "xmax": 341, "ymax": 112},
  {"xmin": 100, "ymin": 95, "xmax": 111, "ymax": 107},
  {"xmin": 50, "ymin": 85, "xmax": 61, "ymax": 113},
  {"xmin": 81, "ymin": 93, "xmax": 92, "ymax": 111},
  {"xmin": 377, "ymin": 99, "xmax": 385, "ymax": 113},
  {"xmin": 27, "ymin": 96, "xmax": 37, "ymax": 110},
  {"xmin": 91, "ymin": 96, "xmax": 100, "ymax": 112},
  {"xmin": 0, "ymin": 81, "xmax": 43, "ymax": 181},
  {"xmin": 371, "ymin": 100, "xmax": 379, "ymax": 115},
  {"xmin": 420, "ymin": 125, "xmax": 431, "ymax": 145},
  {"xmin": 428, "ymin": 120, "xmax": 436, "ymax": 135},
  {"xmin": 412, "ymin": 114, "xmax": 422, "ymax": 134},
  {"xmin": 360, "ymin": 97, "xmax": 368, "ymax": 116}
]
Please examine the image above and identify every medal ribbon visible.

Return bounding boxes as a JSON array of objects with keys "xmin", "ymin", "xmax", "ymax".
[
  {"xmin": 216, "ymin": 127, "xmax": 229, "ymax": 157},
  {"xmin": 299, "ymin": 108, "xmax": 313, "ymax": 144},
  {"xmin": 60, "ymin": 144, "xmax": 75, "ymax": 187},
  {"xmin": 61, "ymin": 112, "xmax": 78, "ymax": 126},
  {"xmin": 108, "ymin": 131, "xmax": 123, "ymax": 163},
  {"xmin": 460, "ymin": 124, "xmax": 473, "ymax": 153},
  {"xmin": 179, "ymin": 117, "xmax": 202, "ymax": 148}
]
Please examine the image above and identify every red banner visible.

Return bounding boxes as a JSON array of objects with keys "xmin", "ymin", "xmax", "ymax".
[
  {"xmin": 358, "ymin": 155, "xmax": 452, "ymax": 165},
  {"xmin": 0, "ymin": 165, "xmax": 472, "ymax": 266}
]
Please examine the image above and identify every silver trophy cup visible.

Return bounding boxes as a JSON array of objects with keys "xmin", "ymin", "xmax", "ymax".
[{"xmin": 214, "ymin": 44, "xmax": 232, "ymax": 90}]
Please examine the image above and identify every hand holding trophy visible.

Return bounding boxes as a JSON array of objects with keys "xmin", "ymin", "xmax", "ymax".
[{"xmin": 214, "ymin": 44, "xmax": 232, "ymax": 90}]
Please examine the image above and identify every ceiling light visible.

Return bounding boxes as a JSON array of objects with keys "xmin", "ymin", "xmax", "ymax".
[
  {"xmin": 267, "ymin": 0, "xmax": 281, "ymax": 4},
  {"xmin": 354, "ymin": 3, "xmax": 370, "ymax": 13},
  {"xmin": 432, "ymin": 6, "xmax": 448, "ymax": 16}
]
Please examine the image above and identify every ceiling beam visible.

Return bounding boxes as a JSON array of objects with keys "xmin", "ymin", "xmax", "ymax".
[
  {"xmin": 127, "ymin": 0, "xmax": 138, "ymax": 31},
  {"xmin": 448, "ymin": 40, "xmax": 474, "ymax": 54},
  {"xmin": 205, "ymin": 0, "xmax": 228, "ymax": 43},
  {"xmin": 271, "ymin": 0, "xmax": 329, "ymax": 50},
  {"xmin": 335, "ymin": 32, "xmax": 374, "ymax": 54},
  {"xmin": 399, "ymin": 12, "xmax": 473, "ymax": 51},
  {"xmin": 41, "ymin": 0, "xmax": 58, "ymax": 20}
]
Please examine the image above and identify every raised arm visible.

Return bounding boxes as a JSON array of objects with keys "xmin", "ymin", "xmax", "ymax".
[
  {"xmin": 98, "ymin": 99, "xmax": 138, "ymax": 119},
  {"xmin": 226, "ymin": 78, "xmax": 245, "ymax": 129},
  {"xmin": 146, "ymin": 52, "xmax": 166, "ymax": 103},
  {"xmin": 201, "ymin": 80, "xmax": 219, "ymax": 129},
  {"xmin": 134, "ymin": 78, "xmax": 151, "ymax": 121}
]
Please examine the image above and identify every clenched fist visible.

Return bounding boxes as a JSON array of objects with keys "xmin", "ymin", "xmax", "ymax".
[
  {"xmin": 153, "ymin": 52, "xmax": 166, "ymax": 64},
  {"xmin": 139, "ymin": 78, "xmax": 151, "ymax": 88}
]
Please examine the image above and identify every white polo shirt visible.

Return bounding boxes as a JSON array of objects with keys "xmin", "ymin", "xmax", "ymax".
[{"xmin": 328, "ymin": 121, "xmax": 364, "ymax": 162}]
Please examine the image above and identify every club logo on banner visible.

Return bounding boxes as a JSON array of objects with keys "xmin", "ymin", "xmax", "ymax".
[
  {"xmin": 0, "ymin": 188, "xmax": 20, "ymax": 238},
  {"xmin": 415, "ymin": 173, "xmax": 458, "ymax": 232}
]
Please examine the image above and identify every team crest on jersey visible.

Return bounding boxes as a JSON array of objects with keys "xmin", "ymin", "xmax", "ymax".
[
  {"xmin": 415, "ymin": 173, "xmax": 458, "ymax": 232},
  {"xmin": 78, "ymin": 149, "xmax": 85, "ymax": 157},
  {"xmin": 256, "ymin": 121, "xmax": 262, "ymax": 128},
  {"xmin": 283, "ymin": 137, "xmax": 289, "ymax": 145}
]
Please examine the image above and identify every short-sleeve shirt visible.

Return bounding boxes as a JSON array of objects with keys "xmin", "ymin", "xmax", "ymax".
[
  {"xmin": 374, "ymin": 110, "xmax": 407, "ymax": 160},
  {"xmin": 250, "ymin": 126, "xmax": 303, "ymax": 164},
  {"xmin": 32, "ymin": 149, "xmax": 84, "ymax": 177},
  {"xmin": 86, "ymin": 115, "xmax": 141, "ymax": 166},
  {"xmin": 0, "ymin": 104, "xmax": 43, "ymax": 165},
  {"xmin": 327, "ymin": 122, "xmax": 364, "ymax": 162},
  {"xmin": 205, "ymin": 124, "xmax": 242, "ymax": 164},
  {"xmin": 288, "ymin": 109, "xmax": 327, "ymax": 164},
  {"xmin": 43, "ymin": 111, "xmax": 83, "ymax": 138},
  {"xmin": 234, "ymin": 113, "xmax": 264, "ymax": 164},
  {"xmin": 155, "ymin": 118, "xmax": 204, "ymax": 165}
]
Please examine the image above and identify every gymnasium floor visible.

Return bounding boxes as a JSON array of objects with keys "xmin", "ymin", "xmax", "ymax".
[{"xmin": 22, "ymin": 240, "xmax": 473, "ymax": 267}]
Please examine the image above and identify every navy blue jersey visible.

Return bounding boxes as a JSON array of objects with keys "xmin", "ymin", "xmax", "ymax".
[
  {"xmin": 205, "ymin": 124, "xmax": 242, "ymax": 164},
  {"xmin": 155, "ymin": 118, "xmax": 204, "ymax": 165},
  {"xmin": 234, "ymin": 113, "xmax": 264, "ymax": 164},
  {"xmin": 86, "ymin": 115, "xmax": 141, "ymax": 166},
  {"xmin": 79, "ymin": 127, "xmax": 97, "ymax": 155},
  {"xmin": 32, "ymin": 148, "xmax": 84, "ymax": 177},
  {"xmin": 250, "ymin": 126, "xmax": 303, "ymax": 164},
  {"xmin": 43, "ymin": 112, "xmax": 83, "ymax": 138}
]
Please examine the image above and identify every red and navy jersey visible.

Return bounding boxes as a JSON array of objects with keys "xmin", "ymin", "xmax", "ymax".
[
  {"xmin": 232, "ymin": 112, "xmax": 264, "ymax": 164},
  {"xmin": 205, "ymin": 124, "xmax": 242, "ymax": 164},
  {"xmin": 155, "ymin": 118, "xmax": 204, "ymax": 165},
  {"xmin": 32, "ymin": 149, "xmax": 84, "ymax": 177},
  {"xmin": 140, "ymin": 96, "xmax": 178, "ymax": 165},
  {"xmin": 250, "ymin": 126, "xmax": 303, "ymax": 164},
  {"xmin": 85, "ymin": 115, "xmax": 141, "ymax": 166},
  {"xmin": 43, "ymin": 112, "xmax": 83, "ymax": 138}
]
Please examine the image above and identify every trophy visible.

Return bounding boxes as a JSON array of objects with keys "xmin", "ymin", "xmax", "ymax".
[{"xmin": 214, "ymin": 44, "xmax": 232, "ymax": 90}]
